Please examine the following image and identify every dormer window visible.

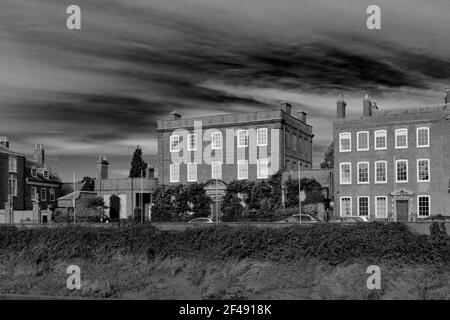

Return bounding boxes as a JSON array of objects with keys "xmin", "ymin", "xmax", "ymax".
[
  {"xmin": 31, "ymin": 169, "xmax": 37, "ymax": 177},
  {"xmin": 43, "ymin": 170, "xmax": 49, "ymax": 179}
]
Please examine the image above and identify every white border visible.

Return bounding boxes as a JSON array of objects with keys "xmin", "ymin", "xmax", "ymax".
[
  {"xmin": 340, "ymin": 196, "xmax": 352, "ymax": 216},
  {"xmin": 357, "ymin": 196, "xmax": 370, "ymax": 216},
  {"xmin": 375, "ymin": 196, "xmax": 387, "ymax": 218},
  {"xmin": 169, "ymin": 163, "xmax": 179, "ymax": 182},
  {"xmin": 417, "ymin": 195, "xmax": 430, "ymax": 217},
  {"xmin": 374, "ymin": 160, "xmax": 387, "ymax": 184},
  {"xmin": 395, "ymin": 128, "xmax": 408, "ymax": 149},
  {"xmin": 340, "ymin": 162, "xmax": 352, "ymax": 185},
  {"xmin": 417, "ymin": 159, "xmax": 430, "ymax": 182},
  {"xmin": 395, "ymin": 159, "xmax": 408, "ymax": 183},
  {"xmin": 416, "ymin": 127, "xmax": 430, "ymax": 148},
  {"xmin": 187, "ymin": 162, "xmax": 197, "ymax": 182},
  {"xmin": 339, "ymin": 132, "xmax": 351, "ymax": 152},
  {"xmin": 357, "ymin": 161, "xmax": 370, "ymax": 184},
  {"xmin": 357, "ymin": 131, "xmax": 369, "ymax": 151},
  {"xmin": 374, "ymin": 130, "xmax": 387, "ymax": 150},
  {"xmin": 187, "ymin": 134, "xmax": 197, "ymax": 151}
]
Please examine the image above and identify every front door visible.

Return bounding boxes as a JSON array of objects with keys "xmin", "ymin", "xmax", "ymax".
[{"xmin": 396, "ymin": 200, "xmax": 409, "ymax": 222}]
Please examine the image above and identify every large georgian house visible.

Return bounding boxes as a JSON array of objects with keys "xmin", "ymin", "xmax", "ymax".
[{"xmin": 333, "ymin": 92, "xmax": 450, "ymax": 221}]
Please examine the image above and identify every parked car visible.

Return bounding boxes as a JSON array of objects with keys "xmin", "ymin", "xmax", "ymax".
[
  {"xmin": 276, "ymin": 214, "xmax": 320, "ymax": 224},
  {"xmin": 99, "ymin": 214, "xmax": 111, "ymax": 223},
  {"xmin": 329, "ymin": 216, "xmax": 369, "ymax": 223},
  {"xmin": 188, "ymin": 217, "xmax": 215, "ymax": 224},
  {"xmin": 422, "ymin": 215, "xmax": 450, "ymax": 222}
]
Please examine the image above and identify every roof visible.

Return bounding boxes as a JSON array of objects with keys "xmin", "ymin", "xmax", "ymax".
[
  {"xmin": 57, "ymin": 191, "xmax": 97, "ymax": 201},
  {"xmin": 0, "ymin": 145, "xmax": 27, "ymax": 157},
  {"xmin": 26, "ymin": 159, "xmax": 62, "ymax": 185}
]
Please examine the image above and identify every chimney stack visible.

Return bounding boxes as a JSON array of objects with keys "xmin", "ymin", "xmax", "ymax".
[
  {"xmin": 97, "ymin": 155, "xmax": 109, "ymax": 180},
  {"xmin": 445, "ymin": 88, "xmax": 450, "ymax": 104},
  {"xmin": 169, "ymin": 111, "xmax": 182, "ymax": 120},
  {"xmin": 280, "ymin": 102, "xmax": 292, "ymax": 115},
  {"xmin": 297, "ymin": 111, "xmax": 307, "ymax": 123},
  {"xmin": 363, "ymin": 94, "xmax": 372, "ymax": 117},
  {"xmin": 33, "ymin": 144, "xmax": 45, "ymax": 166},
  {"xmin": 0, "ymin": 136, "xmax": 9, "ymax": 149},
  {"xmin": 336, "ymin": 94, "xmax": 346, "ymax": 118}
]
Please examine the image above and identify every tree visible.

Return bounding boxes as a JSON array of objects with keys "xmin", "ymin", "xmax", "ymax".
[
  {"xmin": 81, "ymin": 176, "xmax": 95, "ymax": 191},
  {"xmin": 320, "ymin": 142, "xmax": 334, "ymax": 169},
  {"xmin": 129, "ymin": 146, "xmax": 148, "ymax": 178}
]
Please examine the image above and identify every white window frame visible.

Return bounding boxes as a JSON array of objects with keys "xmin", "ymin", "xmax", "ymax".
[
  {"xmin": 43, "ymin": 171, "xmax": 49, "ymax": 179},
  {"xmin": 211, "ymin": 131, "xmax": 222, "ymax": 150},
  {"xmin": 417, "ymin": 159, "xmax": 430, "ymax": 182},
  {"xmin": 187, "ymin": 162, "xmax": 197, "ymax": 182},
  {"xmin": 374, "ymin": 160, "xmax": 387, "ymax": 184},
  {"xmin": 237, "ymin": 130, "xmax": 248, "ymax": 148},
  {"xmin": 340, "ymin": 197, "xmax": 352, "ymax": 216},
  {"xmin": 31, "ymin": 168, "xmax": 37, "ymax": 177},
  {"xmin": 257, "ymin": 128, "xmax": 268, "ymax": 146},
  {"xmin": 357, "ymin": 161, "xmax": 370, "ymax": 184},
  {"xmin": 357, "ymin": 131, "xmax": 369, "ymax": 151},
  {"xmin": 211, "ymin": 161, "xmax": 222, "ymax": 180},
  {"xmin": 8, "ymin": 157, "xmax": 17, "ymax": 173},
  {"xmin": 416, "ymin": 127, "xmax": 430, "ymax": 148},
  {"xmin": 169, "ymin": 163, "xmax": 179, "ymax": 183},
  {"xmin": 417, "ymin": 195, "xmax": 430, "ymax": 217},
  {"xmin": 375, "ymin": 196, "xmax": 387, "ymax": 218},
  {"xmin": 169, "ymin": 135, "xmax": 180, "ymax": 152},
  {"xmin": 357, "ymin": 196, "xmax": 370, "ymax": 216},
  {"xmin": 339, "ymin": 132, "xmax": 351, "ymax": 152},
  {"xmin": 374, "ymin": 130, "xmax": 387, "ymax": 150},
  {"xmin": 41, "ymin": 188, "xmax": 46, "ymax": 201},
  {"xmin": 395, "ymin": 159, "xmax": 408, "ymax": 183},
  {"xmin": 395, "ymin": 128, "xmax": 408, "ymax": 149},
  {"xmin": 8, "ymin": 177, "xmax": 17, "ymax": 197},
  {"xmin": 339, "ymin": 162, "xmax": 352, "ymax": 185},
  {"xmin": 187, "ymin": 134, "xmax": 197, "ymax": 151},
  {"xmin": 257, "ymin": 159, "xmax": 269, "ymax": 179},
  {"xmin": 237, "ymin": 159, "xmax": 248, "ymax": 180}
]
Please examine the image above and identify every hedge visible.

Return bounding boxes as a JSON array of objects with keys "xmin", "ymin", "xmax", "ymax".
[{"xmin": 0, "ymin": 223, "xmax": 449, "ymax": 266}]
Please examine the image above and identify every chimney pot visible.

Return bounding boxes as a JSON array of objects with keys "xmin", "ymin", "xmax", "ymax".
[
  {"xmin": 363, "ymin": 94, "xmax": 372, "ymax": 117},
  {"xmin": 0, "ymin": 136, "xmax": 9, "ymax": 149},
  {"xmin": 33, "ymin": 144, "xmax": 45, "ymax": 166},
  {"xmin": 297, "ymin": 111, "xmax": 307, "ymax": 123},
  {"xmin": 169, "ymin": 111, "xmax": 182, "ymax": 120},
  {"xmin": 336, "ymin": 94, "xmax": 346, "ymax": 118},
  {"xmin": 97, "ymin": 155, "xmax": 109, "ymax": 180}
]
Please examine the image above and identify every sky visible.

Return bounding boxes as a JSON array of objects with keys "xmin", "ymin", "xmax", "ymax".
[{"xmin": 1, "ymin": 0, "xmax": 449, "ymax": 181}]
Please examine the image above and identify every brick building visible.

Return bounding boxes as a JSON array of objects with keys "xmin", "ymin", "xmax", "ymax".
[
  {"xmin": 156, "ymin": 103, "xmax": 313, "ymax": 196},
  {"xmin": 0, "ymin": 138, "xmax": 62, "ymax": 212},
  {"xmin": 93, "ymin": 156, "xmax": 157, "ymax": 219},
  {"xmin": 333, "ymin": 93, "xmax": 450, "ymax": 221}
]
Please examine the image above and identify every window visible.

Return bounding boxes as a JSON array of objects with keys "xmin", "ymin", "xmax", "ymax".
[
  {"xmin": 374, "ymin": 161, "xmax": 387, "ymax": 183},
  {"xmin": 257, "ymin": 128, "xmax": 268, "ymax": 146},
  {"xmin": 211, "ymin": 161, "xmax": 222, "ymax": 179},
  {"xmin": 396, "ymin": 160, "xmax": 408, "ymax": 182},
  {"xmin": 237, "ymin": 160, "xmax": 248, "ymax": 180},
  {"xmin": 292, "ymin": 135, "xmax": 297, "ymax": 151},
  {"xmin": 169, "ymin": 163, "xmax": 179, "ymax": 182},
  {"xmin": 416, "ymin": 127, "xmax": 429, "ymax": 148},
  {"xmin": 358, "ymin": 197, "xmax": 369, "ymax": 216},
  {"xmin": 9, "ymin": 157, "xmax": 17, "ymax": 173},
  {"xmin": 31, "ymin": 168, "xmax": 37, "ymax": 177},
  {"xmin": 50, "ymin": 189, "xmax": 55, "ymax": 202},
  {"xmin": 187, "ymin": 162, "xmax": 197, "ymax": 182},
  {"xmin": 41, "ymin": 188, "xmax": 46, "ymax": 201},
  {"xmin": 340, "ymin": 162, "xmax": 352, "ymax": 185},
  {"xmin": 170, "ymin": 135, "xmax": 179, "ymax": 152},
  {"xmin": 43, "ymin": 171, "xmax": 49, "ymax": 179},
  {"xmin": 417, "ymin": 196, "xmax": 430, "ymax": 217},
  {"xmin": 8, "ymin": 177, "xmax": 17, "ymax": 196},
  {"xmin": 374, "ymin": 130, "xmax": 387, "ymax": 150},
  {"xmin": 357, "ymin": 131, "xmax": 369, "ymax": 151},
  {"xmin": 257, "ymin": 159, "xmax": 269, "ymax": 179},
  {"xmin": 375, "ymin": 196, "xmax": 387, "ymax": 218},
  {"xmin": 340, "ymin": 197, "xmax": 352, "ymax": 216},
  {"xmin": 31, "ymin": 187, "xmax": 37, "ymax": 201},
  {"xmin": 395, "ymin": 129, "xmax": 408, "ymax": 149},
  {"xmin": 339, "ymin": 132, "xmax": 351, "ymax": 152},
  {"xmin": 211, "ymin": 131, "xmax": 222, "ymax": 150},
  {"xmin": 237, "ymin": 130, "xmax": 248, "ymax": 148},
  {"xmin": 187, "ymin": 134, "xmax": 197, "ymax": 151},
  {"xmin": 417, "ymin": 159, "xmax": 430, "ymax": 182},
  {"xmin": 357, "ymin": 162, "xmax": 369, "ymax": 184}
]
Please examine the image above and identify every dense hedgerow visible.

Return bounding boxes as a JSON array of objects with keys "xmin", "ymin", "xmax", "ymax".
[{"xmin": 0, "ymin": 223, "xmax": 449, "ymax": 266}]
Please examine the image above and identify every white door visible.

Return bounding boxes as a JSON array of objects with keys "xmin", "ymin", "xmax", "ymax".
[
  {"xmin": 119, "ymin": 194, "xmax": 127, "ymax": 219},
  {"xmin": 103, "ymin": 195, "xmax": 111, "ymax": 216}
]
